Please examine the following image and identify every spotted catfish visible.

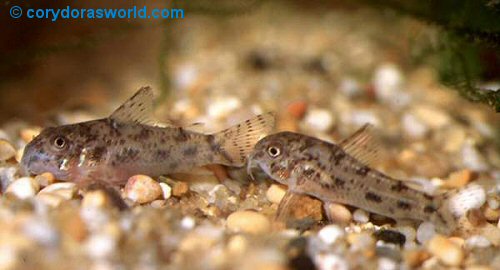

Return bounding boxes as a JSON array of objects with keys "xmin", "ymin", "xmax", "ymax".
[
  {"xmin": 248, "ymin": 126, "xmax": 484, "ymax": 234},
  {"xmin": 21, "ymin": 87, "xmax": 275, "ymax": 186}
]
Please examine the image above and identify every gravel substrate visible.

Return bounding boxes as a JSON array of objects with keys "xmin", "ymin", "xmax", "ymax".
[{"xmin": 1, "ymin": 3, "xmax": 500, "ymax": 270}]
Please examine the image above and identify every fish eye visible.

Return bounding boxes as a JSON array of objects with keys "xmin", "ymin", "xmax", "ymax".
[
  {"xmin": 53, "ymin": 136, "xmax": 67, "ymax": 149},
  {"xmin": 267, "ymin": 146, "xmax": 281, "ymax": 158}
]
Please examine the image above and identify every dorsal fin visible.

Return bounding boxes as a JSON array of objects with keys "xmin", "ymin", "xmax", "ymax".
[
  {"xmin": 339, "ymin": 124, "xmax": 379, "ymax": 166},
  {"xmin": 109, "ymin": 86, "xmax": 156, "ymax": 125}
]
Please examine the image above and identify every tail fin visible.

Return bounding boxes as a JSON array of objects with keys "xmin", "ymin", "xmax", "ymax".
[
  {"xmin": 431, "ymin": 184, "xmax": 486, "ymax": 235},
  {"xmin": 213, "ymin": 112, "xmax": 276, "ymax": 167}
]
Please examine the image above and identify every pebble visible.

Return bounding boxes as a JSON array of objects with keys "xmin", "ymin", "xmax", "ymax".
[
  {"xmin": 373, "ymin": 229, "xmax": 406, "ymax": 246},
  {"xmin": 286, "ymin": 100, "xmax": 308, "ymax": 119},
  {"xmin": 314, "ymin": 254, "xmax": 349, "ymax": 270},
  {"xmin": 303, "ymin": 108, "xmax": 334, "ymax": 132},
  {"xmin": 443, "ymin": 169, "xmax": 472, "ymax": 188},
  {"xmin": 85, "ymin": 233, "xmax": 117, "ymax": 259},
  {"xmin": 34, "ymin": 172, "xmax": 56, "ymax": 187},
  {"xmin": 0, "ymin": 139, "xmax": 16, "ymax": 161},
  {"xmin": 448, "ymin": 184, "xmax": 486, "ymax": 217},
  {"xmin": 172, "ymin": 181, "xmax": 190, "ymax": 197},
  {"xmin": 5, "ymin": 177, "xmax": 39, "ymax": 199},
  {"xmin": 39, "ymin": 182, "xmax": 77, "ymax": 200},
  {"xmin": 226, "ymin": 210, "xmax": 271, "ymax": 234},
  {"xmin": 416, "ymin": 222, "xmax": 436, "ymax": 244},
  {"xmin": 266, "ymin": 184, "xmax": 287, "ymax": 204},
  {"xmin": 465, "ymin": 235, "xmax": 491, "ymax": 249},
  {"xmin": 207, "ymin": 96, "xmax": 242, "ymax": 119},
  {"xmin": 123, "ymin": 175, "xmax": 162, "ymax": 204},
  {"xmin": 487, "ymin": 198, "xmax": 499, "ymax": 210},
  {"xmin": 82, "ymin": 190, "xmax": 111, "ymax": 209},
  {"xmin": 427, "ymin": 235, "xmax": 464, "ymax": 266},
  {"xmin": 352, "ymin": 209, "xmax": 369, "ymax": 223},
  {"xmin": 20, "ymin": 128, "xmax": 41, "ymax": 143},
  {"xmin": 36, "ymin": 193, "xmax": 66, "ymax": 207},
  {"xmin": 180, "ymin": 216, "xmax": 196, "ymax": 230},
  {"xmin": 159, "ymin": 182, "xmax": 172, "ymax": 200},
  {"xmin": 318, "ymin": 225, "xmax": 345, "ymax": 245},
  {"xmin": 412, "ymin": 105, "xmax": 451, "ymax": 129},
  {"xmin": 372, "ymin": 63, "xmax": 404, "ymax": 103},
  {"xmin": 325, "ymin": 202, "xmax": 352, "ymax": 224},
  {"xmin": 227, "ymin": 234, "xmax": 248, "ymax": 255},
  {"xmin": 402, "ymin": 113, "xmax": 428, "ymax": 139},
  {"xmin": 461, "ymin": 139, "xmax": 489, "ymax": 171}
]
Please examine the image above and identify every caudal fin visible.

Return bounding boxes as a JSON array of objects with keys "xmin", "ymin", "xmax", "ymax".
[
  {"xmin": 213, "ymin": 112, "xmax": 276, "ymax": 167},
  {"xmin": 431, "ymin": 184, "xmax": 486, "ymax": 235}
]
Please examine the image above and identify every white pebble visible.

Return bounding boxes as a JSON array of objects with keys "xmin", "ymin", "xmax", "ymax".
[
  {"xmin": 416, "ymin": 222, "xmax": 436, "ymax": 243},
  {"xmin": 266, "ymin": 184, "xmax": 287, "ymax": 204},
  {"xmin": 372, "ymin": 64, "xmax": 404, "ymax": 103},
  {"xmin": 318, "ymin": 225, "xmax": 345, "ymax": 245},
  {"xmin": 38, "ymin": 182, "xmax": 76, "ymax": 200},
  {"xmin": 487, "ymin": 198, "xmax": 499, "ymax": 210},
  {"xmin": 344, "ymin": 110, "xmax": 380, "ymax": 127},
  {"xmin": 304, "ymin": 108, "xmax": 335, "ymax": 132},
  {"xmin": 159, "ymin": 182, "xmax": 172, "ymax": 200},
  {"xmin": 22, "ymin": 218, "xmax": 59, "ymax": 246},
  {"xmin": 378, "ymin": 257, "xmax": 397, "ymax": 270},
  {"xmin": 401, "ymin": 113, "xmax": 428, "ymax": 139},
  {"xmin": 461, "ymin": 139, "xmax": 489, "ymax": 171},
  {"xmin": 465, "ymin": 235, "xmax": 491, "ymax": 249},
  {"xmin": 352, "ymin": 209, "xmax": 369, "ymax": 223},
  {"xmin": 181, "ymin": 216, "xmax": 196, "ymax": 230},
  {"xmin": 207, "ymin": 96, "xmax": 242, "ymax": 119},
  {"xmin": 6, "ymin": 177, "xmax": 39, "ymax": 199},
  {"xmin": 339, "ymin": 78, "xmax": 361, "ymax": 97},
  {"xmin": 85, "ymin": 233, "xmax": 116, "ymax": 259},
  {"xmin": 447, "ymin": 184, "xmax": 486, "ymax": 217},
  {"xmin": 315, "ymin": 254, "xmax": 349, "ymax": 270}
]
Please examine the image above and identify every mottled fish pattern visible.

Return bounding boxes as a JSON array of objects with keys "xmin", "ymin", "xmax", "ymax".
[
  {"xmin": 21, "ymin": 87, "xmax": 275, "ymax": 185},
  {"xmin": 248, "ymin": 128, "xmax": 482, "ymax": 234}
]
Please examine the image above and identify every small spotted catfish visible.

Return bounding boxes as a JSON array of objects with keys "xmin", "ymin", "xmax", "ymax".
[
  {"xmin": 248, "ymin": 127, "xmax": 484, "ymax": 234},
  {"xmin": 21, "ymin": 87, "xmax": 275, "ymax": 186}
]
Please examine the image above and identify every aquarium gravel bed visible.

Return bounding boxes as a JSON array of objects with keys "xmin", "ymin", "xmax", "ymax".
[{"xmin": 1, "ymin": 6, "xmax": 500, "ymax": 270}]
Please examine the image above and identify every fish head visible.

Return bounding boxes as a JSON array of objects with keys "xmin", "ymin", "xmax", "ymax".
[
  {"xmin": 248, "ymin": 132, "xmax": 301, "ymax": 185},
  {"xmin": 21, "ymin": 121, "xmax": 105, "ymax": 181}
]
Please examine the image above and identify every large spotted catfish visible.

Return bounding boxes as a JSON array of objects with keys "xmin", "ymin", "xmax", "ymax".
[{"xmin": 21, "ymin": 87, "xmax": 275, "ymax": 186}]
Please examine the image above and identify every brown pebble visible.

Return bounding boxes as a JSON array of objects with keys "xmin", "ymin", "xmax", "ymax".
[
  {"xmin": 403, "ymin": 250, "xmax": 431, "ymax": 268},
  {"xmin": 20, "ymin": 128, "xmax": 41, "ymax": 143},
  {"xmin": 34, "ymin": 172, "xmax": 56, "ymax": 187},
  {"xmin": 124, "ymin": 175, "xmax": 162, "ymax": 204},
  {"xmin": 287, "ymin": 100, "xmax": 307, "ymax": 119},
  {"xmin": 427, "ymin": 235, "xmax": 464, "ymax": 266},
  {"xmin": 443, "ymin": 169, "xmax": 472, "ymax": 188},
  {"xmin": 0, "ymin": 139, "xmax": 16, "ymax": 161},
  {"xmin": 227, "ymin": 210, "xmax": 271, "ymax": 234},
  {"xmin": 276, "ymin": 193, "xmax": 323, "ymax": 223},
  {"xmin": 172, "ymin": 181, "xmax": 189, "ymax": 197}
]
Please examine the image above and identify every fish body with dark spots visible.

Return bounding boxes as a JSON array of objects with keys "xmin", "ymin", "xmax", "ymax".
[
  {"xmin": 248, "ymin": 127, "xmax": 484, "ymax": 235},
  {"xmin": 21, "ymin": 87, "xmax": 276, "ymax": 186}
]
